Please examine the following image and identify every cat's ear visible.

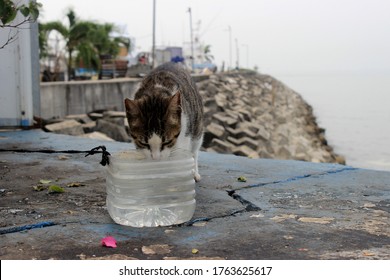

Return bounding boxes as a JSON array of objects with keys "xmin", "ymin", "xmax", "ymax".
[
  {"xmin": 168, "ymin": 92, "xmax": 182, "ymax": 114},
  {"xmin": 124, "ymin": 98, "xmax": 140, "ymax": 117},
  {"xmin": 125, "ymin": 98, "xmax": 142, "ymax": 130}
]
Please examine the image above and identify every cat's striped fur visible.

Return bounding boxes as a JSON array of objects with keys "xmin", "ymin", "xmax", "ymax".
[{"xmin": 124, "ymin": 62, "xmax": 204, "ymax": 181}]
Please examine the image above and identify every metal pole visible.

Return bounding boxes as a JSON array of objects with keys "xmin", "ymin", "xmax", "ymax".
[
  {"xmin": 235, "ymin": 38, "xmax": 239, "ymax": 69},
  {"xmin": 152, "ymin": 0, "xmax": 156, "ymax": 68},
  {"xmin": 188, "ymin": 7, "xmax": 195, "ymax": 71},
  {"xmin": 228, "ymin": 25, "xmax": 232, "ymax": 70}
]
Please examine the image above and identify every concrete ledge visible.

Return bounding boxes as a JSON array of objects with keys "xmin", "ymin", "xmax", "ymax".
[
  {"xmin": 40, "ymin": 78, "xmax": 140, "ymax": 119},
  {"xmin": 0, "ymin": 130, "xmax": 389, "ymax": 259},
  {"xmin": 39, "ymin": 75, "xmax": 209, "ymax": 119}
]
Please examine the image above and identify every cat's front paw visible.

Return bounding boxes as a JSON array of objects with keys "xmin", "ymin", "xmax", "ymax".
[
  {"xmin": 192, "ymin": 170, "xmax": 202, "ymax": 182},
  {"xmin": 194, "ymin": 173, "xmax": 202, "ymax": 182}
]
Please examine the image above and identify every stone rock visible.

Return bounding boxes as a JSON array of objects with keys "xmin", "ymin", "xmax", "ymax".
[
  {"xmin": 257, "ymin": 126, "xmax": 271, "ymax": 141},
  {"xmin": 212, "ymin": 113, "xmax": 238, "ymax": 128},
  {"xmin": 79, "ymin": 131, "xmax": 114, "ymax": 142},
  {"xmin": 334, "ymin": 155, "xmax": 346, "ymax": 165},
  {"xmin": 45, "ymin": 120, "xmax": 84, "ymax": 136},
  {"xmin": 295, "ymin": 140, "xmax": 311, "ymax": 155},
  {"xmin": 210, "ymin": 138, "xmax": 233, "ymax": 153},
  {"xmin": 65, "ymin": 114, "xmax": 92, "ymax": 124},
  {"xmin": 225, "ymin": 77, "xmax": 238, "ymax": 84},
  {"xmin": 95, "ymin": 119, "xmax": 130, "ymax": 142},
  {"xmin": 206, "ymin": 123, "xmax": 225, "ymax": 138},
  {"xmin": 206, "ymin": 83, "xmax": 219, "ymax": 95},
  {"xmin": 204, "ymin": 97, "xmax": 217, "ymax": 107},
  {"xmin": 276, "ymin": 146, "xmax": 293, "ymax": 160},
  {"xmin": 103, "ymin": 111, "xmax": 126, "ymax": 118},
  {"xmin": 103, "ymin": 111, "xmax": 126, "ymax": 126},
  {"xmin": 225, "ymin": 127, "xmax": 257, "ymax": 139},
  {"xmin": 294, "ymin": 153, "xmax": 310, "ymax": 161},
  {"xmin": 81, "ymin": 121, "xmax": 97, "ymax": 133},
  {"xmin": 258, "ymin": 149, "xmax": 273, "ymax": 159},
  {"xmin": 227, "ymin": 136, "xmax": 258, "ymax": 150},
  {"xmin": 88, "ymin": 112, "xmax": 104, "ymax": 120},
  {"xmin": 237, "ymin": 109, "xmax": 251, "ymax": 122},
  {"xmin": 215, "ymin": 93, "xmax": 228, "ymax": 108},
  {"xmin": 220, "ymin": 83, "xmax": 233, "ymax": 92},
  {"xmin": 232, "ymin": 145, "xmax": 259, "ymax": 158}
]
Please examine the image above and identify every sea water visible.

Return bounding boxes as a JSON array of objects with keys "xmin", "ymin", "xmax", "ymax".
[{"xmin": 279, "ymin": 72, "xmax": 390, "ymax": 171}]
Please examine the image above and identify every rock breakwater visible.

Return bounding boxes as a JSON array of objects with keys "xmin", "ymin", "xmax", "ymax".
[
  {"xmin": 198, "ymin": 71, "xmax": 344, "ymax": 164},
  {"xmin": 42, "ymin": 71, "xmax": 345, "ymax": 164}
]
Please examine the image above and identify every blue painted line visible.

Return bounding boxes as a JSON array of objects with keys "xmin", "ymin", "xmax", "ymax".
[
  {"xmin": 0, "ymin": 221, "xmax": 56, "ymax": 235},
  {"xmin": 324, "ymin": 167, "xmax": 358, "ymax": 174},
  {"xmin": 245, "ymin": 167, "xmax": 358, "ymax": 189}
]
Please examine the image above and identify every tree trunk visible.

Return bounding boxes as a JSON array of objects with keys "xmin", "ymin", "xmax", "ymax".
[{"xmin": 68, "ymin": 49, "xmax": 73, "ymax": 81}]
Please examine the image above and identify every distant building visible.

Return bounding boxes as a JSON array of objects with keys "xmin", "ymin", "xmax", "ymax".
[{"xmin": 155, "ymin": 46, "xmax": 184, "ymax": 66}]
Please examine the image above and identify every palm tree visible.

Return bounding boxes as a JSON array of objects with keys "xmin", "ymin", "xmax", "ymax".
[
  {"xmin": 83, "ymin": 22, "xmax": 130, "ymax": 64},
  {"xmin": 39, "ymin": 9, "xmax": 128, "ymax": 80},
  {"xmin": 39, "ymin": 21, "xmax": 68, "ymax": 56},
  {"xmin": 39, "ymin": 9, "xmax": 89, "ymax": 79},
  {"xmin": 203, "ymin": 45, "xmax": 214, "ymax": 62}
]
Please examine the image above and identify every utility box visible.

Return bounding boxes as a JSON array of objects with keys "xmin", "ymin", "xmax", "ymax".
[{"xmin": 0, "ymin": 3, "xmax": 40, "ymax": 127}]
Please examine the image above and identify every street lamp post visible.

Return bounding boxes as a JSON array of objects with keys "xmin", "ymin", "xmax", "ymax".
[
  {"xmin": 235, "ymin": 38, "xmax": 239, "ymax": 69},
  {"xmin": 228, "ymin": 25, "xmax": 232, "ymax": 70},
  {"xmin": 152, "ymin": 0, "xmax": 156, "ymax": 68},
  {"xmin": 188, "ymin": 7, "xmax": 195, "ymax": 71}
]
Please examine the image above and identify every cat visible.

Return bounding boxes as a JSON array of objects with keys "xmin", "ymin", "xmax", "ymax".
[{"xmin": 124, "ymin": 62, "xmax": 204, "ymax": 181}]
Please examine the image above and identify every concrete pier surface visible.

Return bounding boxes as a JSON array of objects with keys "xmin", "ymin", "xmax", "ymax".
[{"xmin": 0, "ymin": 130, "xmax": 389, "ymax": 260}]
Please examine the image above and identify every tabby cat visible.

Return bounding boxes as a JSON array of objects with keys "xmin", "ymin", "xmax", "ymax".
[{"xmin": 124, "ymin": 62, "xmax": 204, "ymax": 181}]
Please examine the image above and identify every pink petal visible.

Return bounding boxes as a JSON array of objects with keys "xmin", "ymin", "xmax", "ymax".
[{"xmin": 101, "ymin": 236, "xmax": 117, "ymax": 248}]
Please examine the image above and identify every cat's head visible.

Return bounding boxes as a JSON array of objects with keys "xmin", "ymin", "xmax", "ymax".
[{"xmin": 124, "ymin": 92, "xmax": 181, "ymax": 160}]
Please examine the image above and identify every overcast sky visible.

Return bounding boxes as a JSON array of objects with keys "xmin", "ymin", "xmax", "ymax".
[{"xmin": 38, "ymin": 0, "xmax": 390, "ymax": 76}]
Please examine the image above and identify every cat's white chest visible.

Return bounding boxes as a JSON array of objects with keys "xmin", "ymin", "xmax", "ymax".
[{"xmin": 175, "ymin": 112, "xmax": 191, "ymax": 150}]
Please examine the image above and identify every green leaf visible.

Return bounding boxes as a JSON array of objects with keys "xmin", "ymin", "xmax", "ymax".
[
  {"xmin": 32, "ymin": 185, "xmax": 46, "ymax": 192},
  {"xmin": 0, "ymin": 1, "xmax": 5, "ymax": 16},
  {"xmin": 237, "ymin": 176, "xmax": 247, "ymax": 182},
  {"xmin": 0, "ymin": 5, "xmax": 17, "ymax": 24},
  {"xmin": 67, "ymin": 182, "xmax": 85, "ymax": 187},
  {"xmin": 0, "ymin": 0, "xmax": 13, "ymax": 19},
  {"xmin": 29, "ymin": 6, "xmax": 39, "ymax": 21},
  {"xmin": 48, "ymin": 185, "xmax": 65, "ymax": 194},
  {"xmin": 39, "ymin": 179, "xmax": 51, "ymax": 184},
  {"xmin": 19, "ymin": 5, "xmax": 29, "ymax": 17},
  {"xmin": 29, "ymin": 1, "xmax": 41, "ymax": 20}
]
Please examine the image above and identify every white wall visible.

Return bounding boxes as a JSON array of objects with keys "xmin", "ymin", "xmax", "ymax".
[{"xmin": 0, "ymin": 0, "xmax": 40, "ymax": 127}]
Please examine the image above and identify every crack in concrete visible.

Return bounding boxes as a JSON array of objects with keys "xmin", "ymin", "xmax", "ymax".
[
  {"xmin": 1, "ymin": 168, "xmax": 357, "ymax": 230},
  {"xmin": 181, "ymin": 209, "xmax": 247, "ymax": 227},
  {"xmin": 184, "ymin": 167, "xmax": 358, "ymax": 227},
  {"xmin": 182, "ymin": 191, "xmax": 262, "ymax": 226},
  {"xmin": 242, "ymin": 166, "xmax": 358, "ymax": 190},
  {"xmin": 226, "ymin": 190, "xmax": 262, "ymax": 211}
]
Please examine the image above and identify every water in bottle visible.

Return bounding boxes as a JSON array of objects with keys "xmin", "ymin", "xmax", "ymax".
[{"xmin": 105, "ymin": 149, "xmax": 196, "ymax": 227}]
